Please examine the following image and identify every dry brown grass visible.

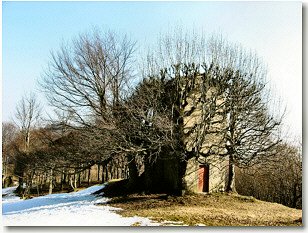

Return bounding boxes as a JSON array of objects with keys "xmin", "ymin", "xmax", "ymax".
[{"xmin": 100, "ymin": 192, "xmax": 302, "ymax": 226}]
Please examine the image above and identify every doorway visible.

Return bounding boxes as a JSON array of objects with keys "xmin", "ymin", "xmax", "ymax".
[{"xmin": 198, "ymin": 164, "xmax": 209, "ymax": 192}]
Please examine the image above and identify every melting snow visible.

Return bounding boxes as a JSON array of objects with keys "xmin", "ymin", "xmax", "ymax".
[{"xmin": 2, "ymin": 185, "xmax": 160, "ymax": 226}]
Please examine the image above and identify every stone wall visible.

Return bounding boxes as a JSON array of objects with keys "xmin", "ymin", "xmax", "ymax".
[
  {"xmin": 184, "ymin": 156, "xmax": 228, "ymax": 193},
  {"xmin": 183, "ymin": 75, "xmax": 229, "ymax": 193}
]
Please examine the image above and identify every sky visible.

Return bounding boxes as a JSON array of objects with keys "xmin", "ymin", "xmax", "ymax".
[{"xmin": 2, "ymin": 1, "xmax": 302, "ymax": 141}]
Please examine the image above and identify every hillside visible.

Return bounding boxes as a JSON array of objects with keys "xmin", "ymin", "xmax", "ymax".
[
  {"xmin": 3, "ymin": 183, "xmax": 302, "ymax": 226},
  {"xmin": 103, "ymin": 192, "xmax": 302, "ymax": 226}
]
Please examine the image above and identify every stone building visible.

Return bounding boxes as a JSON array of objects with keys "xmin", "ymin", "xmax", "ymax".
[
  {"xmin": 182, "ymin": 74, "xmax": 229, "ymax": 193},
  {"xmin": 143, "ymin": 73, "xmax": 230, "ymax": 194}
]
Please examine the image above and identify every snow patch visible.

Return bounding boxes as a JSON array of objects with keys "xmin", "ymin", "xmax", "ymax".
[
  {"xmin": 2, "ymin": 186, "xmax": 21, "ymax": 203},
  {"xmin": 2, "ymin": 184, "xmax": 160, "ymax": 226}
]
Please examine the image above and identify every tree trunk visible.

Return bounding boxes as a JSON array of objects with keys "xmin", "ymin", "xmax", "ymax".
[
  {"xmin": 124, "ymin": 165, "xmax": 128, "ymax": 179},
  {"xmin": 114, "ymin": 162, "xmax": 118, "ymax": 179},
  {"xmin": 97, "ymin": 164, "xmax": 100, "ymax": 182},
  {"xmin": 74, "ymin": 173, "xmax": 77, "ymax": 189},
  {"xmin": 226, "ymin": 155, "xmax": 236, "ymax": 193},
  {"xmin": 25, "ymin": 170, "xmax": 35, "ymax": 197},
  {"xmin": 16, "ymin": 175, "xmax": 25, "ymax": 197},
  {"xmin": 109, "ymin": 161, "xmax": 114, "ymax": 180},
  {"xmin": 105, "ymin": 164, "xmax": 109, "ymax": 181},
  {"xmin": 127, "ymin": 154, "xmax": 138, "ymax": 191},
  {"xmin": 24, "ymin": 176, "xmax": 30, "ymax": 198},
  {"xmin": 179, "ymin": 159, "xmax": 188, "ymax": 196},
  {"xmin": 44, "ymin": 172, "xmax": 47, "ymax": 186},
  {"xmin": 49, "ymin": 168, "xmax": 53, "ymax": 195},
  {"xmin": 109, "ymin": 162, "xmax": 113, "ymax": 180},
  {"xmin": 87, "ymin": 169, "xmax": 91, "ymax": 186},
  {"xmin": 2, "ymin": 155, "xmax": 8, "ymax": 187},
  {"xmin": 143, "ymin": 159, "xmax": 152, "ymax": 193},
  {"xmin": 37, "ymin": 185, "xmax": 40, "ymax": 196},
  {"xmin": 69, "ymin": 175, "xmax": 74, "ymax": 189},
  {"xmin": 101, "ymin": 165, "xmax": 105, "ymax": 183},
  {"xmin": 292, "ymin": 183, "xmax": 299, "ymax": 208},
  {"xmin": 39, "ymin": 174, "xmax": 43, "ymax": 191},
  {"xmin": 117, "ymin": 168, "xmax": 121, "ymax": 179},
  {"xmin": 78, "ymin": 172, "xmax": 81, "ymax": 187},
  {"xmin": 61, "ymin": 172, "xmax": 66, "ymax": 191}
]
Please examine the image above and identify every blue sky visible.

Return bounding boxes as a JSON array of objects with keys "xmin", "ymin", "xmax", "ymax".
[{"xmin": 2, "ymin": 1, "xmax": 302, "ymax": 140}]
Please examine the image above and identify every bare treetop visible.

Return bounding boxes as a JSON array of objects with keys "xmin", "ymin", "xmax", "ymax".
[
  {"xmin": 40, "ymin": 29, "xmax": 137, "ymax": 127},
  {"xmin": 14, "ymin": 92, "xmax": 42, "ymax": 151}
]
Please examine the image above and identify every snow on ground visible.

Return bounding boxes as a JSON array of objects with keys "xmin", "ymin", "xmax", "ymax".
[
  {"xmin": 2, "ymin": 185, "xmax": 160, "ymax": 226},
  {"xmin": 2, "ymin": 186, "xmax": 21, "ymax": 204}
]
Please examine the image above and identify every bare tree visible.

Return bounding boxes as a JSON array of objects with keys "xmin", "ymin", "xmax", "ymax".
[
  {"xmin": 236, "ymin": 141, "xmax": 302, "ymax": 208},
  {"xmin": 178, "ymin": 65, "xmax": 282, "ymax": 193},
  {"xmin": 194, "ymin": 37, "xmax": 283, "ymax": 192},
  {"xmin": 143, "ymin": 31, "xmax": 283, "ymax": 193},
  {"xmin": 2, "ymin": 122, "xmax": 18, "ymax": 187},
  {"xmin": 141, "ymin": 27, "xmax": 207, "ymax": 79},
  {"xmin": 40, "ymin": 29, "xmax": 136, "ymax": 128},
  {"xmin": 2, "ymin": 122, "xmax": 18, "ymax": 146},
  {"xmin": 38, "ymin": 27, "xmax": 284, "ymax": 195},
  {"xmin": 39, "ymin": 29, "xmax": 140, "ymax": 188},
  {"xmin": 220, "ymin": 67, "xmax": 282, "ymax": 192},
  {"xmin": 13, "ymin": 92, "xmax": 41, "ymax": 195},
  {"xmin": 14, "ymin": 92, "xmax": 42, "ymax": 152}
]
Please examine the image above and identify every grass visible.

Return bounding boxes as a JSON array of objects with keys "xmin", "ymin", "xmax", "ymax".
[{"xmin": 99, "ymin": 192, "xmax": 302, "ymax": 226}]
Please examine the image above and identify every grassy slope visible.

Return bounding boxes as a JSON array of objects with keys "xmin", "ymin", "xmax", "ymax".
[{"xmin": 101, "ymin": 192, "xmax": 302, "ymax": 226}]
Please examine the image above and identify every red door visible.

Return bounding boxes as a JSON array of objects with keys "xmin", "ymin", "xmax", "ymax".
[{"xmin": 198, "ymin": 165, "xmax": 209, "ymax": 192}]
